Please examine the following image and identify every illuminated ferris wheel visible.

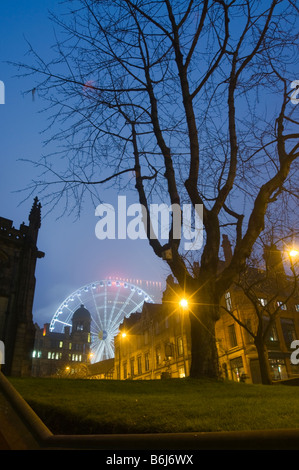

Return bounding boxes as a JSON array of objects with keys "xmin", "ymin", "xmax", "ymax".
[{"xmin": 49, "ymin": 279, "xmax": 154, "ymax": 363}]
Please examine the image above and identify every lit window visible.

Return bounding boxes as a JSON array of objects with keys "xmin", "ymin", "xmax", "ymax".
[
  {"xmin": 59, "ymin": 341, "xmax": 63, "ymax": 348},
  {"xmin": 277, "ymin": 301, "xmax": 287, "ymax": 310},
  {"xmin": 225, "ymin": 292, "xmax": 232, "ymax": 311},
  {"xmin": 258, "ymin": 298, "xmax": 267, "ymax": 307},
  {"xmin": 179, "ymin": 366, "xmax": 185, "ymax": 378},
  {"xmin": 156, "ymin": 347, "xmax": 161, "ymax": 365},
  {"xmin": 177, "ymin": 337, "xmax": 184, "ymax": 356},
  {"xmin": 295, "ymin": 305, "xmax": 299, "ymax": 312}
]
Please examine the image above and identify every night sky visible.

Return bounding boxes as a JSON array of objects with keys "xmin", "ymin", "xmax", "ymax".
[{"xmin": 0, "ymin": 1, "xmax": 167, "ymax": 328}]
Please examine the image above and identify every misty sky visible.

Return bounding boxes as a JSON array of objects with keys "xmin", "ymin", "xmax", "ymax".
[{"xmin": 0, "ymin": 1, "xmax": 168, "ymax": 327}]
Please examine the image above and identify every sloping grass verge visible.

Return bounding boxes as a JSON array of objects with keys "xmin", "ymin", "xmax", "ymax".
[{"xmin": 9, "ymin": 377, "xmax": 299, "ymax": 435}]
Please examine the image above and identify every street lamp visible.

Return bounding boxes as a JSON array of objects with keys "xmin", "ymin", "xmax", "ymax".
[
  {"xmin": 117, "ymin": 331, "xmax": 127, "ymax": 379},
  {"xmin": 179, "ymin": 297, "xmax": 189, "ymax": 377},
  {"xmin": 289, "ymin": 249, "xmax": 299, "ymax": 258},
  {"xmin": 179, "ymin": 298, "xmax": 188, "ymax": 309}
]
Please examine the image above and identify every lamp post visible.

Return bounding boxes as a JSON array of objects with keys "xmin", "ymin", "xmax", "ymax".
[
  {"xmin": 179, "ymin": 298, "xmax": 189, "ymax": 377},
  {"xmin": 287, "ymin": 247, "xmax": 298, "ymax": 275},
  {"xmin": 118, "ymin": 331, "xmax": 127, "ymax": 379}
]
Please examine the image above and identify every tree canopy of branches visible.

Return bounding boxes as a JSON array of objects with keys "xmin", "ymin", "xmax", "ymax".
[{"xmin": 16, "ymin": 0, "xmax": 299, "ymax": 378}]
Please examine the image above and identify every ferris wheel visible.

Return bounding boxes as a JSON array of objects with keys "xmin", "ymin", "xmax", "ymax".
[{"xmin": 49, "ymin": 279, "xmax": 154, "ymax": 363}]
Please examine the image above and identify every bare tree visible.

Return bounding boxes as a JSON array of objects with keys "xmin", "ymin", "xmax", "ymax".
[{"xmin": 14, "ymin": 0, "xmax": 299, "ymax": 378}]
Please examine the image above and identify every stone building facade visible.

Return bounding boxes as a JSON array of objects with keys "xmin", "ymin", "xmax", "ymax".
[
  {"xmin": 114, "ymin": 242, "xmax": 299, "ymax": 384},
  {"xmin": 32, "ymin": 304, "xmax": 92, "ymax": 377},
  {"xmin": 114, "ymin": 297, "xmax": 192, "ymax": 381},
  {"xmin": 216, "ymin": 244, "xmax": 299, "ymax": 383},
  {"xmin": 0, "ymin": 198, "xmax": 44, "ymax": 376}
]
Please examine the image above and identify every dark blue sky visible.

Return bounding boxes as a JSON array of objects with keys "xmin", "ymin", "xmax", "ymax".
[{"xmin": 0, "ymin": 1, "xmax": 167, "ymax": 327}]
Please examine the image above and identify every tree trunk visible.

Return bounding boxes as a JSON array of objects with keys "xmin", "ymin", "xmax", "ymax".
[
  {"xmin": 254, "ymin": 338, "xmax": 272, "ymax": 385},
  {"xmin": 188, "ymin": 288, "xmax": 220, "ymax": 379}
]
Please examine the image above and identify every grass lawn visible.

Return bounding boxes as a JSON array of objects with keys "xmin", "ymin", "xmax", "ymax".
[{"xmin": 8, "ymin": 377, "xmax": 299, "ymax": 435}]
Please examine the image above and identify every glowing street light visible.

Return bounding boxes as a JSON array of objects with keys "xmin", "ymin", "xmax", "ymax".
[
  {"xmin": 179, "ymin": 298, "xmax": 188, "ymax": 309},
  {"xmin": 121, "ymin": 332, "xmax": 127, "ymax": 338},
  {"xmin": 289, "ymin": 249, "xmax": 299, "ymax": 258}
]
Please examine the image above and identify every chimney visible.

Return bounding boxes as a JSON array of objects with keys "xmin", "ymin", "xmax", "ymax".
[
  {"xmin": 263, "ymin": 244, "xmax": 286, "ymax": 280},
  {"xmin": 222, "ymin": 235, "xmax": 233, "ymax": 264}
]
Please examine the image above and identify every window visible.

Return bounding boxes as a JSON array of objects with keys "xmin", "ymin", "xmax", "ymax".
[
  {"xmin": 144, "ymin": 330, "xmax": 149, "ymax": 345},
  {"xmin": 137, "ymin": 356, "xmax": 142, "ymax": 375},
  {"xmin": 178, "ymin": 366, "xmax": 185, "ymax": 378},
  {"xmin": 123, "ymin": 361, "xmax": 127, "ymax": 379},
  {"xmin": 269, "ymin": 358, "xmax": 288, "ymax": 381},
  {"xmin": 244, "ymin": 319, "xmax": 254, "ymax": 344},
  {"xmin": 295, "ymin": 305, "xmax": 299, "ymax": 312},
  {"xmin": 165, "ymin": 342, "xmax": 173, "ymax": 359},
  {"xmin": 228, "ymin": 324, "xmax": 237, "ymax": 348},
  {"xmin": 59, "ymin": 341, "xmax": 63, "ymax": 348},
  {"xmin": 144, "ymin": 353, "xmax": 149, "ymax": 371},
  {"xmin": 258, "ymin": 298, "xmax": 267, "ymax": 307},
  {"xmin": 225, "ymin": 292, "xmax": 232, "ymax": 311},
  {"xmin": 281, "ymin": 318, "xmax": 297, "ymax": 349},
  {"xmin": 265, "ymin": 320, "xmax": 279, "ymax": 343},
  {"xmin": 277, "ymin": 301, "xmax": 287, "ymax": 310},
  {"xmin": 130, "ymin": 358, "xmax": 135, "ymax": 377},
  {"xmin": 230, "ymin": 356, "xmax": 244, "ymax": 382},
  {"xmin": 156, "ymin": 346, "xmax": 161, "ymax": 365},
  {"xmin": 177, "ymin": 337, "xmax": 184, "ymax": 356}
]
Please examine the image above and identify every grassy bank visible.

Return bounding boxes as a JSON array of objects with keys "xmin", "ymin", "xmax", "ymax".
[{"xmin": 9, "ymin": 377, "xmax": 299, "ymax": 435}]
